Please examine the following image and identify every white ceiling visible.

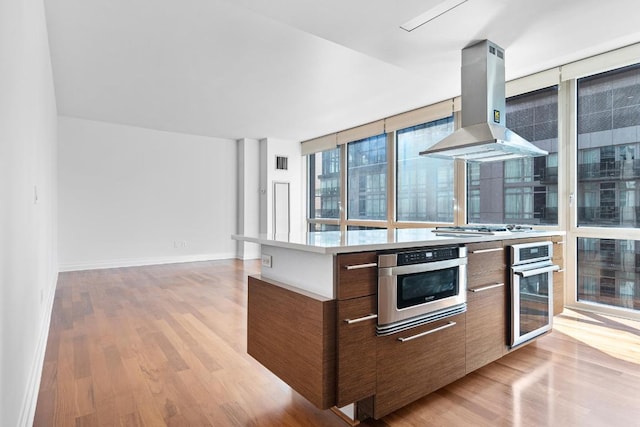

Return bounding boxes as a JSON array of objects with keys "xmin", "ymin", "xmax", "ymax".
[{"xmin": 45, "ymin": 0, "xmax": 640, "ymax": 142}]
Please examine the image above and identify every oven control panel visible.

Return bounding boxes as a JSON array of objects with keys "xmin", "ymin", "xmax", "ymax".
[{"xmin": 397, "ymin": 246, "xmax": 459, "ymax": 266}]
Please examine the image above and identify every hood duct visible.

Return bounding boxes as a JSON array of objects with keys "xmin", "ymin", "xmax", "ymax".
[{"xmin": 420, "ymin": 40, "xmax": 548, "ymax": 162}]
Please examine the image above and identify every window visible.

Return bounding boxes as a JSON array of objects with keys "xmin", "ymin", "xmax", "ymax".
[
  {"xmin": 577, "ymin": 63, "xmax": 640, "ymax": 227},
  {"xmin": 347, "ymin": 134, "xmax": 387, "ymax": 220},
  {"xmin": 467, "ymin": 86, "xmax": 559, "ymax": 225},
  {"xmin": 577, "ymin": 238, "xmax": 640, "ymax": 311},
  {"xmin": 308, "ymin": 147, "xmax": 341, "ymax": 220},
  {"xmin": 396, "ymin": 117, "xmax": 455, "ymax": 222}
]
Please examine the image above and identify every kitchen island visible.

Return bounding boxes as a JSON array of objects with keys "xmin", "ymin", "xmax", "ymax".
[{"xmin": 233, "ymin": 228, "xmax": 565, "ymax": 422}]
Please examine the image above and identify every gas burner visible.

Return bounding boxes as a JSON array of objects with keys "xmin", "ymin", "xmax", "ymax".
[
  {"xmin": 433, "ymin": 224, "xmax": 531, "ymax": 236},
  {"xmin": 505, "ymin": 224, "xmax": 533, "ymax": 232}
]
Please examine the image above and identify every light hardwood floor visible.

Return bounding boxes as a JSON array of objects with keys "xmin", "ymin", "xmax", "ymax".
[{"xmin": 34, "ymin": 260, "xmax": 640, "ymax": 426}]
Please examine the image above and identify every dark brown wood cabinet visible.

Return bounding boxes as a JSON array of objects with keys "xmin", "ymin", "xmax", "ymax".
[
  {"xmin": 246, "ymin": 236, "xmax": 565, "ymax": 419},
  {"xmin": 335, "ymin": 252, "xmax": 378, "ymax": 408},
  {"xmin": 247, "ymin": 276, "xmax": 336, "ymax": 409},
  {"xmin": 375, "ymin": 313, "xmax": 466, "ymax": 419},
  {"xmin": 465, "ymin": 241, "xmax": 507, "ymax": 374},
  {"xmin": 552, "ymin": 235, "xmax": 565, "ymax": 316},
  {"xmin": 335, "ymin": 251, "xmax": 378, "ymax": 300},
  {"xmin": 336, "ymin": 296, "xmax": 377, "ymax": 407}
]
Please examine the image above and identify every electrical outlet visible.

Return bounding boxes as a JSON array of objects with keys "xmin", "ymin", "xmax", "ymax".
[{"xmin": 261, "ymin": 254, "xmax": 272, "ymax": 268}]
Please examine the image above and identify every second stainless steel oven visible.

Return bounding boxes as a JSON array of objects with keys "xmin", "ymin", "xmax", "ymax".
[
  {"xmin": 510, "ymin": 241, "xmax": 560, "ymax": 348},
  {"xmin": 378, "ymin": 246, "xmax": 467, "ymax": 335}
]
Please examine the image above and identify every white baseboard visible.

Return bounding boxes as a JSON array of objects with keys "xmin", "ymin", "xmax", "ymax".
[
  {"xmin": 18, "ymin": 269, "xmax": 58, "ymax": 427},
  {"xmin": 58, "ymin": 252, "xmax": 238, "ymax": 272}
]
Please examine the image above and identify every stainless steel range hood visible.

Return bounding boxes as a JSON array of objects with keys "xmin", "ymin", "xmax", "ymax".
[{"xmin": 420, "ymin": 40, "xmax": 547, "ymax": 162}]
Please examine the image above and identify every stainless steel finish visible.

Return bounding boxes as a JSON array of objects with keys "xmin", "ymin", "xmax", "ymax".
[
  {"xmin": 376, "ymin": 303, "xmax": 466, "ymax": 336},
  {"xmin": 468, "ymin": 282, "xmax": 504, "ymax": 293},
  {"xmin": 420, "ymin": 40, "xmax": 548, "ymax": 162},
  {"xmin": 397, "ymin": 321, "xmax": 457, "ymax": 342},
  {"xmin": 511, "ymin": 241, "xmax": 554, "ymax": 264},
  {"xmin": 378, "ymin": 247, "xmax": 467, "ymax": 330},
  {"xmin": 469, "ymin": 247, "xmax": 504, "ymax": 254},
  {"xmin": 345, "ymin": 262, "xmax": 378, "ymax": 270},
  {"xmin": 510, "ymin": 241, "xmax": 556, "ymax": 348},
  {"xmin": 344, "ymin": 314, "xmax": 378, "ymax": 324},
  {"xmin": 378, "ymin": 257, "xmax": 467, "ymax": 277}
]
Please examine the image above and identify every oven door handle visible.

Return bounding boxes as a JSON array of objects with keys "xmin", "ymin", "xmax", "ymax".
[{"xmin": 514, "ymin": 264, "xmax": 560, "ymax": 278}]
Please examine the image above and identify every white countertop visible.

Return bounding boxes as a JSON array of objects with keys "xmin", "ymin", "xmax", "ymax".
[{"xmin": 232, "ymin": 228, "xmax": 564, "ymax": 254}]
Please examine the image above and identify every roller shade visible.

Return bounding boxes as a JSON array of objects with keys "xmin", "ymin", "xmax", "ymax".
[
  {"xmin": 561, "ymin": 43, "xmax": 640, "ymax": 81},
  {"xmin": 337, "ymin": 120, "xmax": 385, "ymax": 145},
  {"xmin": 384, "ymin": 100, "xmax": 453, "ymax": 133},
  {"xmin": 506, "ymin": 68, "xmax": 560, "ymax": 97},
  {"xmin": 453, "ymin": 96, "xmax": 461, "ymax": 112},
  {"xmin": 301, "ymin": 133, "xmax": 337, "ymax": 156}
]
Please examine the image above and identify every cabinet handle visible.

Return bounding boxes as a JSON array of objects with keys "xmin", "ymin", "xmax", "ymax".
[
  {"xmin": 344, "ymin": 313, "xmax": 378, "ymax": 324},
  {"xmin": 345, "ymin": 262, "xmax": 377, "ymax": 270},
  {"xmin": 468, "ymin": 283, "xmax": 504, "ymax": 293},
  {"xmin": 469, "ymin": 247, "xmax": 504, "ymax": 254},
  {"xmin": 397, "ymin": 321, "xmax": 456, "ymax": 342}
]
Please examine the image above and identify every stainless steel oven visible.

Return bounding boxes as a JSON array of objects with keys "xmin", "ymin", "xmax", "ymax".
[
  {"xmin": 377, "ymin": 246, "xmax": 467, "ymax": 335},
  {"xmin": 510, "ymin": 241, "xmax": 559, "ymax": 348}
]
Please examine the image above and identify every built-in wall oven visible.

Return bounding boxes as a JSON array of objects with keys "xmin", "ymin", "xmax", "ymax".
[
  {"xmin": 377, "ymin": 246, "xmax": 467, "ymax": 335},
  {"xmin": 510, "ymin": 241, "xmax": 560, "ymax": 348}
]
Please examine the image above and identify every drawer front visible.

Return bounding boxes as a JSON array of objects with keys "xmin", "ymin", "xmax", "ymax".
[
  {"xmin": 375, "ymin": 313, "xmax": 466, "ymax": 418},
  {"xmin": 336, "ymin": 252, "xmax": 378, "ymax": 300},
  {"xmin": 553, "ymin": 269, "xmax": 565, "ymax": 316},
  {"xmin": 336, "ymin": 296, "xmax": 377, "ymax": 407},
  {"xmin": 467, "ymin": 241, "xmax": 505, "ymax": 286}
]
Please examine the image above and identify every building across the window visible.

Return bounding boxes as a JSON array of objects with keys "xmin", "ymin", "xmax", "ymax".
[
  {"xmin": 308, "ymin": 147, "xmax": 340, "ymax": 224},
  {"xmin": 574, "ymin": 63, "xmax": 640, "ymax": 313},
  {"xmin": 467, "ymin": 86, "xmax": 559, "ymax": 225},
  {"xmin": 347, "ymin": 134, "xmax": 387, "ymax": 221},
  {"xmin": 577, "ymin": 63, "xmax": 640, "ymax": 228},
  {"xmin": 396, "ymin": 117, "xmax": 455, "ymax": 223}
]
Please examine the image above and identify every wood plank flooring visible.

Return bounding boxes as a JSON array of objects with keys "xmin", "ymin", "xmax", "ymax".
[{"xmin": 34, "ymin": 260, "xmax": 640, "ymax": 426}]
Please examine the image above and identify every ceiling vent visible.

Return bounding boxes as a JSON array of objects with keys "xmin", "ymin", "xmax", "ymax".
[{"xmin": 275, "ymin": 156, "xmax": 288, "ymax": 170}]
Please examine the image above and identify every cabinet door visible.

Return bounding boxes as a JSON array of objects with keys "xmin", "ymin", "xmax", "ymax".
[
  {"xmin": 466, "ymin": 281, "xmax": 507, "ymax": 373},
  {"xmin": 336, "ymin": 296, "xmax": 377, "ymax": 407},
  {"xmin": 247, "ymin": 276, "xmax": 336, "ymax": 409},
  {"xmin": 465, "ymin": 241, "xmax": 507, "ymax": 373},
  {"xmin": 552, "ymin": 237, "xmax": 565, "ymax": 316},
  {"xmin": 375, "ymin": 314, "xmax": 466, "ymax": 419},
  {"xmin": 336, "ymin": 252, "xmax": 378, "ymax": 300}
]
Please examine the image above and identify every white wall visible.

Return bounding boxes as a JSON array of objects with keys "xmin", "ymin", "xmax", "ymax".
[
  {"xmin": 259, "ymin": 137, "xmax": 304, "ymax": 237},
  {"xmin": 58, "ymin": 117, "xmax": 238, "ymax": 270},
  {"xmin": 237, "ymin": 138, "xmax": 261, "ymax": 259},
  {"xmin": 0, "ymin": 0, "xmax": 59, "ymax": 425}
]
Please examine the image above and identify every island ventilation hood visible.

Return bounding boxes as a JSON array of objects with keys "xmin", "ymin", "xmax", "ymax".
[{"xmin": 420, "ymin": 40, "xmax": 548, "ymax": 162}]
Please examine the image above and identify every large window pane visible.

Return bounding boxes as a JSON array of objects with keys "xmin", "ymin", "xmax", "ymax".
[
  {"xmin": 396, "ymin": 117, "xmax": 455, "ymax": 222},
  {"xmin": 347, "ymin": 134, "xmax": 387, "ymax": 220},
  {"xmin": 577, "ymin": 64, "xmax": 640, "ymax": 227},
  {"xmin": 578, "ymin": 237, "xmax": 640, "ymax": 311},
  {"xmin": 467, "ymin": 87, "xmax": 559, "ymax": 225},
  {"xmin": 308, "ymin": 148, "xmax": 340, "ymax": 220}
]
